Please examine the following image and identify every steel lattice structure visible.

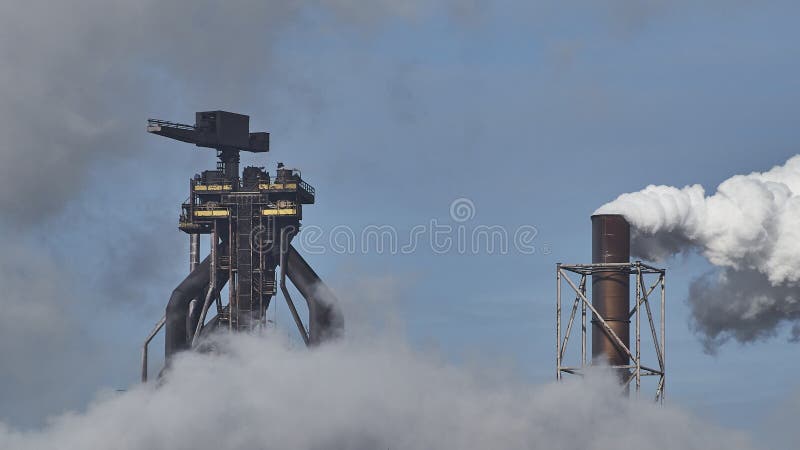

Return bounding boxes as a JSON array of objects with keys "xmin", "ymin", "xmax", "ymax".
[{"xmin": 556, "ymin": 261, "xmax": 666, "ymax": 402}]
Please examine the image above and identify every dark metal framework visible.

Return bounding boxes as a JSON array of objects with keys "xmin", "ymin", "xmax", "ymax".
[
  {"xmin": 141, "ymin": 111, "xmax": 343, "ymax": 382},
  {"xmin": 556, "ymin": 262, "xmax": 666, "ymax": 402}
]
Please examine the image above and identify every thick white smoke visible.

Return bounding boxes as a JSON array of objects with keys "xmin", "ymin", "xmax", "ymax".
[
  {"xmin": 0, "ymin": 333, "xmax": 755, "ymax": 450},
  {"xmin": 595, "ymin": 155, "xmax": 800, "ymax": 350},
  {"xmin": 0, "ymin": 0, "xmax": 450, "ymax": 425}
]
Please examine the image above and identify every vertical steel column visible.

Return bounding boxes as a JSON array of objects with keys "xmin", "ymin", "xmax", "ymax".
[
  {"xmin": 581, "ymin": 276, "xmax": 587, "ymax": 367},
  {"xmin": 635, "ymin": 265, "xmax": 641, "ymax": 395},
  {"xmin": 591, "ymin": 214, "xmax": 631, "ymax": 383},
  {"xmin": 661, "ymin": 274, "xmax": 666, "ymax": 403},
  {"xmin": 229, "ymin": 218, "xmax": 235, "ymax": 331},
  {"xmin": 190, "ymin": 234, "xmax": 200, "ymax": 272},
  {"xmin": 556, "ymin": 265, "xmax": 562, "ymax": 381}
]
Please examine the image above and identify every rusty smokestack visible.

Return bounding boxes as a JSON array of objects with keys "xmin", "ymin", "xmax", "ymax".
[{"xmin": 591, "ymin": 214, "xmax": 630, "ymax": 380}]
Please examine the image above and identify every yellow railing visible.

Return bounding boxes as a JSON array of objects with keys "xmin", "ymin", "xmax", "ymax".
[
  {"xmin": 261, "ymin": 208, "xmax": 297, "ymax": 216},
  {"xmin": 258, "ymin": 182, "xmax": 298, "ymax": 191},
  {"xmin": 194, "ymin": 184, "xmax": 233, "ymax": 192},
  {"xmin": 194, "ymin": 209, "xmax": 230, "ymax": 217}
]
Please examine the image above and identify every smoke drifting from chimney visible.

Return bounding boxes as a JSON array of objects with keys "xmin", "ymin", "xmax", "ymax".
[{"xmin": 595, "ymin": 155, "xmax": 800, "ymax": 351}]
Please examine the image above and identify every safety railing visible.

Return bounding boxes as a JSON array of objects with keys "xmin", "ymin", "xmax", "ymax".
[{"xmin": 299, "ymin": 180, "xmax": 315, "ymax": 196}]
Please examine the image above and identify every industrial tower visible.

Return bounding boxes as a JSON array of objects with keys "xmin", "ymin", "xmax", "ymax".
[
  {"xmin": 555, "ymin": 215, "xmax": 666, "ymax": 401},
  {"xmin": 141, "ymin": 111, "xmax": 343, "ymax": 380}
]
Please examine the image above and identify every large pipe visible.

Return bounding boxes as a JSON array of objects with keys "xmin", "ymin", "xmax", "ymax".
[
  {"xmin": 285, "ymin": 245, "xmax": 344, "ymax": 344},
  {"xmin": 191, "ymin": 227, "xmax": 217, "ymax": 347},
  {"xmin": 186, "ymin": 234, "xmax": 201, "ymax": 339},
  {"xmin": 165, "ymin": 240, "xmax": 228, "ymax": 361},
  {"xmin": 591, "ymin": 214, "xmax": 630, "ymax": 380},
  {"xmin": 189, "ymin": 234, "xmax": 200, "ymax": 271}
]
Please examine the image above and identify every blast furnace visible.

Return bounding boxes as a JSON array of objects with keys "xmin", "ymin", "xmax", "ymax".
[{"xmin": 141, "ymin": 111, "xmax": 343, "ymax": 380}]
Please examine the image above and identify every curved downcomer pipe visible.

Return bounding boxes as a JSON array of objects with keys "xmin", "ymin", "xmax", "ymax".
[
  {"xmin": 165, "ymin": 241, "xmax": 228, "ymax": 361},
  {"xmin": 285, "ymin": 245, "xmax": 344, "ymax": 344},
  {"xmin": 591, "ymin": 214, "xmax": 630, "ymax": 380},
  {"xmin": 166, "ymin": 240, "xmax": 341, "ymax": 362}
]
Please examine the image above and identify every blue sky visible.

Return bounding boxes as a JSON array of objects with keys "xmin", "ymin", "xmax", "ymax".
[{"xmin": 2, "ymin": 0, "xmax": 800, "ymax": 438}]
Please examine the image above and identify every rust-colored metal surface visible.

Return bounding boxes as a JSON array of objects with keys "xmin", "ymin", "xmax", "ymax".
[{"xmin": 591, "ymin": 214, "xmax": 630, "ymax": 375}]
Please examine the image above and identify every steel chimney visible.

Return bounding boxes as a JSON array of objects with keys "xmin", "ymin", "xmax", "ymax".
[{"xmin": 591, "ymin": 214, "xmax": 630, "ymax": 378}]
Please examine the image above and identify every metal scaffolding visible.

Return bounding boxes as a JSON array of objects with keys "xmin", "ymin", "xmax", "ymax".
[{"xmin": 556, "ymin": 261, "xmax": 666, "ymax": 403}]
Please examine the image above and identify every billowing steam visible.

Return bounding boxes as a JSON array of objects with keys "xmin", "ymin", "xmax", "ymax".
[
  {"xmin": 0, "ymin": 333, "xmax": 754, "ymax": 450},
  {"xmin": 0, "ymin": 0, "xmax": 439, "ymax": 424},
  {"xmin": 595, "ymin": 155, "xmax": 800, "ymax": 350}
]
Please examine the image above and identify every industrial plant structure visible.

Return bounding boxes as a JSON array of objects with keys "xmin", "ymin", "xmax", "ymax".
[
  {"xmin": 556, "ymin": 215, "xmax": 666, "ymax": 401},
  {"xmin": 135, "ymin": 113, "xmax": 667, "ymax": 399},
  {"xmin": 141, "ymin": 111, "xmax": 343, "ymax": 381}
]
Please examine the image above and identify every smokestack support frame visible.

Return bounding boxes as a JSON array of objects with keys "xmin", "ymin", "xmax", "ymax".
[{"xmin": 555, "ymin": 261, "xmax": 666, "ymax": 403}]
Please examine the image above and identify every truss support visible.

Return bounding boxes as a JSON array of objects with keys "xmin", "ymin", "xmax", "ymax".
[{"xmin": 556, "ymin": 262, "xmax": 666, "ymax": 403}]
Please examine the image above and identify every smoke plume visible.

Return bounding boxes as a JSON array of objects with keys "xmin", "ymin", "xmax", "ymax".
[
  {"xmin": 595, "ymin": 155, "xmax": 800, "ymax": 350},
  {"xmin": 0, "ymin": 0, "xmax": 434, "ymax": 227},
  {"xmin": 0, "ymin": 333, "xmax": 755, "ymax": 450}
]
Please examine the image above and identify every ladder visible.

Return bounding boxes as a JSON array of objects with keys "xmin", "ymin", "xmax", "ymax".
[{"xmin": 234, "ymin": 195, "xmax": 257, "ymax": 330}]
